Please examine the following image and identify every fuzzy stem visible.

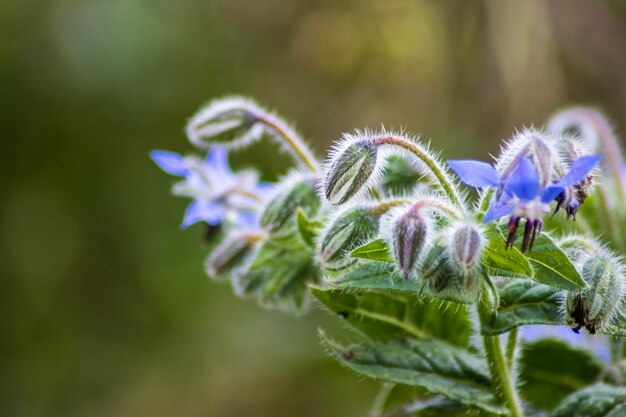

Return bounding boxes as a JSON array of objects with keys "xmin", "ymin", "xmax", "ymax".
[
  {"xmin": 372, "ymin": 135, "xmax": 464, "ymax": 208},
  {"xmin": 595, "ymin": 185, "xmax": 626, "ymax": 253},
  {"xmin": 505, "ymin": 328, "xmax": 519, "ymax": 369},
  {"xmin": 256, "ymin": 115, "xmax": 319, "ymax": 173},
  {"xmin": 610, "ymin": 338, "xmax": 625, "ymax": 365},
  {"xmin": 476, "ymin": 188, "xmax": 494, "ymax": 222},
  {"xmin": 368, "ymin": 198, "xmax": 411, "ymax": 217},
  {"xmin": 478, "ymin": 283, "xmax": 524, "ymax": 417}
]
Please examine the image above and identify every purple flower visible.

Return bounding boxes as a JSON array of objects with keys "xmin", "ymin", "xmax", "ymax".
[
  {"xmin": 151, "ymin": 147, "xmax": 271, "ymax": 229},
  {"xmin": 448, "ymin": 155, "xmax": 600, "ymax": 252}
]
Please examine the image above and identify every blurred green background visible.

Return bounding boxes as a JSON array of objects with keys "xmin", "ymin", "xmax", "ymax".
[{"xmin": 2, "ymin": 1, "xmax": 626, "ymax": 416}]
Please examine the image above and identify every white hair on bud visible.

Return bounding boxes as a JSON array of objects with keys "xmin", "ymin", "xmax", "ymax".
[
  {"xmin": 444, "ymin": 220, "xmax": 485, "ymax": 276},
  {"xmin": 319, "ymin": 129, "xmax": 389, "ymax": 206},
  {"xmin": 187, "ymin": 95, "xmax": 318, "ymax": 171},
  {"xmin": 186, "ymin": 96, "xmax": 265, "ymax": 150},
  {"xmin": 495, "ymin": 127, "xmax": 563, "ymax": 187}
]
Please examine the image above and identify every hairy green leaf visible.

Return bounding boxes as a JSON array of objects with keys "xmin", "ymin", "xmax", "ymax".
[
  {"xmin": 411, "ymin": 398, "xmax": 492, "ymax": 416},
  {"xmin": 311, "ymin": 287, "xmax": 471, "ymax": 346},
  {"xmin": 372, "ymin": 384, "xmax": 430, "ymax": 416},
  {"xmin": 237, "ymin": 229, "xmax": 318, "ymax": 311},
  {"xmin": 320, "ymin": 332, "xmax": 507, "ymax": 415},
  {"xmin": 296, "ymin": 208, "xmax": 322, "ymax": 248},
  {"xmin": 483, "ymin": 224, "xmax": 534, "ymax": 278},
  {"xmin": 481, "ymin": 280, "xmax": 565, "ymax": 335},
  {"xmin": 548, "ymin": 383, "xmax": 626, "ymax": 417},
  {"xmin": 526, "ymin": 233, "xmax": 587, "ymax": 290},
  {"xmin": 519, "ymin": 338, "xmax": 604, "ymax": 411},
  {"xmin": 349, "ymin": 239, "xmax": 394, "ymax": 263}
]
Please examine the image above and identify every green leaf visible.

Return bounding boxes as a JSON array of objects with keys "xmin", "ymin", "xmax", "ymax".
[
  {"xmin": 349, "ymin": 239, "xmax": 394, "ymax": 262},
  {"xmin": 296, "ymin": 208, "xmax": 322, "ymax": 248},
  {"xmin": 411, "ymin": 398, "xmax": 492, "ymax": 416},
  {"xmin": 320, "ymin": 332, "xmax": 507, "ymax": 415},
  {"xmin": 237, "ymin": 229, "xmax": 318, "ymax": 311},
  {"xmin": 372, "ymin": 384, "xmax": 430, "ymax": 416},
  {"xmin": 483, "ymin": 224, "xmax": 534, "ymax": 278},
  {"xmin": 311, "ymin": 287, "xmax": 471, "ymax": 346},
  {"xmin": 325, "ymin": 261, "xmax": 480, "ymax": 304},
  {"xmin": 481, "ymin": 280, "xmax": 565, "ymax": 335},
  {"xmin": 526, "ymin": 233, "xmax": 587, "ymax": 290},
  {"xmin": 325, "ymin": 262, "xmax": 418, "ymax": 293},
  {"xmin": 548, "ymin": 383, "xmax": 626, "ymax": 417},
  {"xmin": 519, "ymin": 338, "xmax": 604, "ymax": 411}
]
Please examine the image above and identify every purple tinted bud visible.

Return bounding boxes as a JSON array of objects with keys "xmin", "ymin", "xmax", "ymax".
[
  {"xmin": 390, "ymin": 204, "xmax": 430, "ymax": 279},
  {"xmin": 447, "ymin": 222, "xmax": 484, "ymax": 275}
]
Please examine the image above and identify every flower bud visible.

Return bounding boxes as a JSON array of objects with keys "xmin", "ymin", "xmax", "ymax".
[
  {"xmin": 447, "ymin": 221, "xmax": 485, "ymax": 276},
  {"xmin": 187, "ymin": 97, "xmax": 263, "ymax": 149},
  {"xmin": 205, "ymin": 232, "xmax": 259, "ymax": 279},
  {"xmin": 317, "ymin": 207, "xmax": 379, "ymax": 271},
  {"xmin": 391, "ymin": 206, "xmax": 430, "ymax": 279},
  {"xmin": 324, "ymin": 135, "xmax": 379, "ymax": 206},
  {"xmin": 566, "ymin": 255, "xmax": 624, "ymax": 334},
  {"xmin": 260, "ymin": 174, "xmax": 320, "ymax": 233}
]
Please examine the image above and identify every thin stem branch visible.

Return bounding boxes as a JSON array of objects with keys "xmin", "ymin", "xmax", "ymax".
[
  {"xmin": 372, "ymin": 135, "xmax": 464, "ymax": 208},
  {"xmin": 478, "ymin": 283, "xmax": 524, "ymax": 417},
  {"xmin": 257, "ymin": 115, "xmax": 319, "ymax": 173},
  {"xmin": 506, "ymin": 328, "xmax": 519, "ymax": 369}
]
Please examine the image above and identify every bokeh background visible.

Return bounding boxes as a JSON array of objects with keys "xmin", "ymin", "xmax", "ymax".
[{"xmin": 2, "ymin": 1, "xmax": 626, "ymax": 416}]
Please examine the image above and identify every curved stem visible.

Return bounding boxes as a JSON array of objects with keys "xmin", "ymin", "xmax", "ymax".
[
  {"xmin": 368, "ymin": 198, "xmax": 411, "ymax": 217},
  {"xmin": 372, "ymin": 135, "xmax": 464, "ymax": 208},
  {"xmin": 506, "ymin": 328, "xmax": 519, "ymax": 369},
  {"xmin": 478, "ymin": 283, "xmax": 524, "ymax": 417},
  {"xmin": 257, "ymin": 115, "xmax": 319, "ymax": 173}
]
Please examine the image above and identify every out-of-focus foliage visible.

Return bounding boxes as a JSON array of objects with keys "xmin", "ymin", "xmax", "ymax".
[{"xmin": 1, "ymin": 1, "xmax": 626, "ymax": 416}]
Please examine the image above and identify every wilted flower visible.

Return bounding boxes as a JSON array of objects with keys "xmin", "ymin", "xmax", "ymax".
[
  {"xmin": 565, "ymin": 255, "xmax": 624, "ymax": 334},
  {"xmin": 448, "ymin": 155, "xmax": 600, "ymax": 252},
  {"xmin": 151, "ymin": 147, "xmax": 272, "ymax": 229}
]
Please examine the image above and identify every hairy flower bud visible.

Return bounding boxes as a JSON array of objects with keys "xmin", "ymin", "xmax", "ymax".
[
  {"xmin": 317, "ymin": 207, "xmax": 379, "ymax": 270},
  {"xmin": 390, "ymin": 206, "xmax": 430, "ymax": 279},
  {"xmin": 187, "ymin": 97, "xmax": 264, "ymax": 149},
  {"xmin": 566, "ymin": 255, "xmax": 624, "ymax": 334},
  {"xmin": 205, "ymin": 232, "xmax": 260, "ymax": 279},
  {"xmin": 260, "ymin": 174, "xmax": 319, "ymax": 233},
  {"xmin": 447, "ymin": 221, "xmax": 485, "ymax": 276},
  {"xmin": 323, "ymin": 135, "xmax": 380, "ymax": 206}
]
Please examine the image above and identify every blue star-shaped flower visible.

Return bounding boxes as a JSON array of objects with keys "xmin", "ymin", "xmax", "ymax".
[
  {"xmin": 151, "ymin": 147, "xmax": 271, "ymax": 230},
  {"xmin": 448, "ymin": 155, "xmax": 600, "ymax": 252}
]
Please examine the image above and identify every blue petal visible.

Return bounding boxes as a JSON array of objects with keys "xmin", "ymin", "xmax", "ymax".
[
  {"xmin": 237, "ymin": 211, "xmax": 259, "ymax": 229},
  {"xmin": 204, "ymin": 147, "xmax": 232, "ymax": 178},
  {"xmin": 557, "ymin": 155, "xmax": 601, "ymax": 188},
  {"xmin": 181, "ymin": 200, "xmax": 225, "ymax": 229},
  {"xmin": 541, "ymin": 185, "xmax": 564, "ymax": 203},
  {"xmin": 484, "ymin": 198, "xmax": 514, "ymax": 223},
  {"xmin": 150, "ymin": 150, "xmax": 188, "ymax": 176},
  {"xmin": 505, "ymin": 157, "xmax": 540, "ymax": 200},
  {"xmin": 447, "ymin": 160, "xmax": 500, "ymax": 188}
]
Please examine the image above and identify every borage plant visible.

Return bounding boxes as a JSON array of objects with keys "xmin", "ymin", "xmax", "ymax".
[{"xmin": 152, "ymin": 98, "xmax": 626, "ymax": 417}]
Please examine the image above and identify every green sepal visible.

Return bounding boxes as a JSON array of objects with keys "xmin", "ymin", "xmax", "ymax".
[
  {"xmin": 296, "ymin": 208, "xmax": 322, "ymax": 248},
  {"xmin": 349, "ymin": 239, "xmax": 394, "ymax": 263}
]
